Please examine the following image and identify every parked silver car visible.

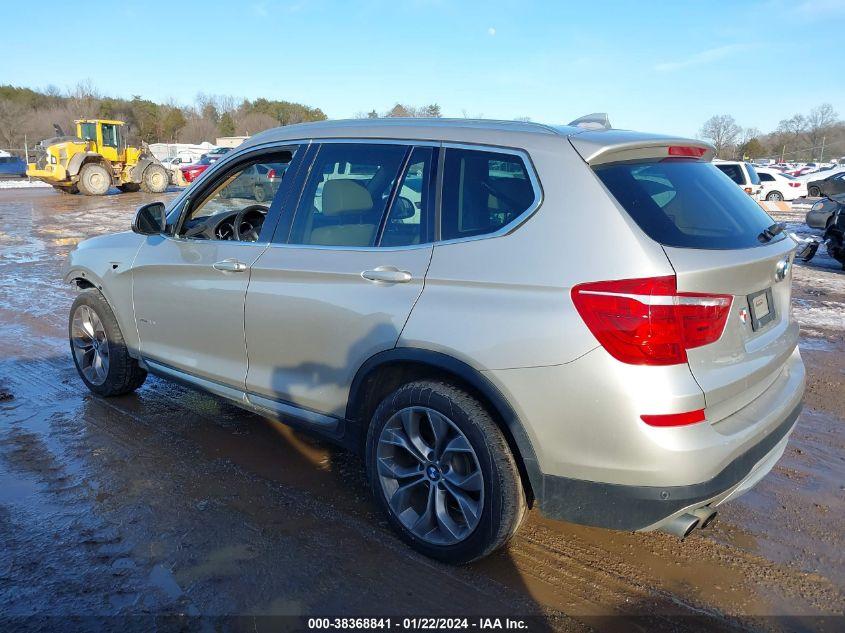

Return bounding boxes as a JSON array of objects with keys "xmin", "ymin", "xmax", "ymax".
[{"xmin": 65, "ymin": 118, "xmax": 804, "ymax": 563}]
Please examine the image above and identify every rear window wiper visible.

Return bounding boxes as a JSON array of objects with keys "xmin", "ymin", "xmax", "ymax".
[{"xmin": 758, "ymin": 222, "xmax": 785, "ymax": 243}]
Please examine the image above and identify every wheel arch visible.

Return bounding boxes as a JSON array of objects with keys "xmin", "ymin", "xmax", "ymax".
[
  {"xmin": 346, "ymin": 348, "xmax": 542, "ymax": 504},
  {"xmin": 67, "ymin": 152, "xmax": 111, "ymax": 178},
  {"xmin": 130, "ymin": 157, "xmax": 158, "ymax": 183}
]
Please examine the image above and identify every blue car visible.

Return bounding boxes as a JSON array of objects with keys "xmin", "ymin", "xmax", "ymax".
[{"xmin": 0, "ymin": 155, "xmax": 27, "ymax": 178}]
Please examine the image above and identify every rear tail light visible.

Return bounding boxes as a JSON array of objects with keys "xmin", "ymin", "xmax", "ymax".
[
  {"xmin": 744, "ymin": 187, "xmax": 753, "ymax": 194},
  {"xmin": 267, "ymin": 168, "xmax": 276, "ymax": 179},
  {"xmin": 789, "ymin": 182, "xmax": 800, "ymax": 188},
  {"xmin": 641, "ymin": 409, "xmax": 706, "ymax": 427},
  {"xmin": 571, "ymin": 276, "xmax": 732, "ymax": 366}
]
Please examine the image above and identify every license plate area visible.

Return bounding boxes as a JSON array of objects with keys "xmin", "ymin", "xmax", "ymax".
[{"xmin": 747, "ymin": 288, "xmax": 775, "ymax": 331}]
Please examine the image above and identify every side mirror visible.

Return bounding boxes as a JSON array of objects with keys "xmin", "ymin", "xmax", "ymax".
[
  {"xmin": 392, "ymin": 196, "xmax": 416, "ymax": 220},
  {"xmin": 132, "ymin": 202, "xmax": 166, "ymax": 235}
]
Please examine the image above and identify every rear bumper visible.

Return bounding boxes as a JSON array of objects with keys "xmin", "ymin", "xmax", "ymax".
[{"xmin": 536, "ymin": 401, "xmax": 800, "ymax": 530}]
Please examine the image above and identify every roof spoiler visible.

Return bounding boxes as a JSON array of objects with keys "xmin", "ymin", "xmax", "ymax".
[{"xmin": 567, "ymin": 113, "xmax": 611, "ymax": 130}]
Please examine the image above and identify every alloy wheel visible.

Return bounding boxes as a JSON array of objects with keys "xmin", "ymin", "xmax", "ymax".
[
  {"xmin": 376, "ymin": 406, "xmax": 484, "ymax": 545},
  {"xmin": 71, "ymin": 305, "xmax": 110, "ymax": 385}
]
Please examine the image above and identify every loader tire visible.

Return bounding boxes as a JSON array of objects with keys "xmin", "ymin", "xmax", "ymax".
[
  {"xmin": 77, "ymin": 163, "xmax": 111, "ymax": 196},
  {"xmin": 141, "ymin": 164, "xmax": 169, "ymax": 194}
]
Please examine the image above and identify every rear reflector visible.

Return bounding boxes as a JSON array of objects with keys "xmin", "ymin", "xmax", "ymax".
[
  {"xmin": 571, "ymin": 275, "xmax": 732, "ymax": 365},
  {"xmin": 641, "ymin": 409, "xmax": 706, "ymax": 427},
  {"xmin": 668, "ymin": 146, "xmax": 707, "ymax": 158}
]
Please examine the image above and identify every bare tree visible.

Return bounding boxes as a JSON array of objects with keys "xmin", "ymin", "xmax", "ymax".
[
  {"xmin": 234, "ymin": 111, "xmax": 277, "ymax": 136},
  {"xmin": 806, "ymin": 103, "xmax": 838, "ymax": 159},
  {"xmin": 0, "ymin": 100, "xmax": 32, "ymax": 148},
  {"xmin": 699, "ymin": 115, "xmax": 742, "ymax": 158},
  {"xmin": 179, "ymin": 116, "xmax": 219, "ymax": 143}
]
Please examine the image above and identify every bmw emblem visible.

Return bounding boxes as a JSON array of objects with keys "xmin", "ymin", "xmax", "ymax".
[{"xmin": 426, "ymin": 465, "xmax": 441, "ymax": 481}]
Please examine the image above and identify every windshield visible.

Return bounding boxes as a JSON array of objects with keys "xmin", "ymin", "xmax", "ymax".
[{"xmin": 594, "ymin": 159, "xmax": 784, "ymax": 250}]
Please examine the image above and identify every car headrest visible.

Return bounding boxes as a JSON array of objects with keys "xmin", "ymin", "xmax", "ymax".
[{"xmin": 322, "ymin": 179, "xmax": 373, "ymax": 216}]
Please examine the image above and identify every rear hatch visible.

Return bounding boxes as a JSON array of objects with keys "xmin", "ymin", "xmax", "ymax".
[{"xmin": 580, "ymin": 138, "xmax": 798, "ymax": 423}]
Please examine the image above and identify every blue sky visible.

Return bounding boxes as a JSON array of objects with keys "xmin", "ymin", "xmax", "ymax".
[{"xmin": 2, "ymin": 0, "xmax": 843, "ymax": 137}]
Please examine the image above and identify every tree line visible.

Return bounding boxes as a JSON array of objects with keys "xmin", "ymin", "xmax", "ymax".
[
  {"xmin": 0, "ymin": 82, "xmax": 328, "ymax": 152},
  {"xmin": 699, "ymin": 104, "xmax": 843, "ymax": 162}
]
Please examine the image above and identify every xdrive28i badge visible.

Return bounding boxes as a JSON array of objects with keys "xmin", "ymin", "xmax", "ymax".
[{"xmin": 775, "ymin": 257, "xmax": 791, "ymax": 282}]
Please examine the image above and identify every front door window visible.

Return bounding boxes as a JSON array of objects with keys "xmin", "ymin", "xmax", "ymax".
[{"xmin": 177, "ymin": 152, "xmax": 293, "ymax": 242}]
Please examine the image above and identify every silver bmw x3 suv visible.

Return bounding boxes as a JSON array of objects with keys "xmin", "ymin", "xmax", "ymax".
[{"xmin": 65, "ymin": 118, "xmax": 804, "ymax": 563}]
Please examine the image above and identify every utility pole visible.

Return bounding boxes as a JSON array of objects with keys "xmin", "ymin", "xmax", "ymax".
[
  {"xmin": 820, "ymin": 136, "xmax": 826, "ymax": 162},
  {"xmin": 781, "ymin": 144, "xmax": 786, "ymax": 163}
]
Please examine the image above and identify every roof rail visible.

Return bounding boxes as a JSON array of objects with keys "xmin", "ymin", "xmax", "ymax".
[{"xmin": 567, "ymin": 113, "xmax": 612, "ymax": 130}]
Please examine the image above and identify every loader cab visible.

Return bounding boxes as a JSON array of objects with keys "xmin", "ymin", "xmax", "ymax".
[{"xmin": 75, "ymin": 119, "xmax": 124, "ymax": 163}]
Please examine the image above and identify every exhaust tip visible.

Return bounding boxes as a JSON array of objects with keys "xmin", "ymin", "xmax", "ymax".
[
  {"xmin": 692, "ymin": 506, "xmax": 718, "ymax": 529},
  {"xmin": 660, "ymin": 513, "xmax": 700, "ymax": 540}
]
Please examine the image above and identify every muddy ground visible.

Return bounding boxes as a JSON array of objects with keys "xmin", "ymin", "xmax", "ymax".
[{"xmin": 0, "ymin": 188, "xmax": 842, "ymax": 631}]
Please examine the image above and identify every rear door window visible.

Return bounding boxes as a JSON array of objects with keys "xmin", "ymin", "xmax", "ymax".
[
  {"xmin": 288, "ymin": 143, "xmax": 407, "ymax": 247},
  {"xmin": 441, "ymin": 149, "xmax": 536, "ymax": 240},
  {"xmin": 379, "ymin": 146, "xmax": 435, "ymax": 247},
  {"xmin": 595, "ymin": 159, "xmax": 784, "ymax": 249},
  {"xmin": 715, "ymin": 163, "xmax": 745, "ymax": 185}
]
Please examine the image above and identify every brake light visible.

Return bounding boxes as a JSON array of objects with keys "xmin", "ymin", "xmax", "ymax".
[
  {"xmin": 641, "ymin": 410, "xmax": 706, "ymax": 427},
  {"xmin": 668, "ymin": 146, "xmax": 707, "ymax": 158},
  {"xmin": 571, "ymin": 276, "xmax": 732, "ymax": 366},
  {"xmin": 789, "ymin": 182, "xmax": 800, "ymax": 188},
  {"xmin": 267, "ymin": 168, "xmax": 276, "ymax": 179}
]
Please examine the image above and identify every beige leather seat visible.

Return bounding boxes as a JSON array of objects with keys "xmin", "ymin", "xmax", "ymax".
[{"xmin": 310, "ymin": 179, "xmax": 377, "ymax": 246}]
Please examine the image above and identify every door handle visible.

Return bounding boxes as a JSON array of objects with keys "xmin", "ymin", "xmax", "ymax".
[
  {"xmin": 213, "ymin": 259, "xmax": 247, "ymax": 272},
  {"xmin": 361, "ymin": 267, "xmax": 412, "ymax": 283}
]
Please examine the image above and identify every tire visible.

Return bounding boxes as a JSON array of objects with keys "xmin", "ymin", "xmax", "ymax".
[
  {"xmin": 766, "ymin": 191, "xmax": 783, "ymax": 202},
  {"xmin": 808, "ymin": 186, "xmax": 821, "ymax": 197},
  {"xmin": 141, "ymin": 164, "xmax": 169, "ymax": 193},
  {"xmin": 366, "ymin": 380, "xmax": 526, "ymax": 564},
  {"xmin": 77, "ymin": 163, "xmax": 112, "ymax": 196},
  {"xmin": 253, "ymin": 184, "xmax": 267, "ymax": 203},
  {"xmin": 118, "ymin": 183, "xmax": 141, "ymax": 193},
  {"xmin": 69, "ymin": 289, "xmax": 147, "ymax": 397}
]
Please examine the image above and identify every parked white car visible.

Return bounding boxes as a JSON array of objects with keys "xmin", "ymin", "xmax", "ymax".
[
  {"xmin": 713, "ymin": 160, "xmax": 763, "ymax": 197},
  {"xmin": 756, "ymin": 168, "xmax": 807, "ymax": 201},
  {"xmin": 160, "ymin": 157, "xmax": 194, "ymax": 183}
]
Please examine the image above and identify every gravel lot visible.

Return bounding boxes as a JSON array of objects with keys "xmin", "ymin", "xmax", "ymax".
[{"xmin": 0, "ymin": 187, "xmax": 843, "ymax": 631}]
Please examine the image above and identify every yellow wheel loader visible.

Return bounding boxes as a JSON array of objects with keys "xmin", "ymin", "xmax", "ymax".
[{"xmin": 26, "ymin": 119, "xmax": 169, "ymax": 196}]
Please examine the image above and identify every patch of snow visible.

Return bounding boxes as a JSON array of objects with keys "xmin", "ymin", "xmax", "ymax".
[
  {"xmin": 793, "ymin": 298, "xmax": 845, "ymax": 331},
  {"xmin": 0, "ymin": 179, "xmax": 50, "ymax": 189}
]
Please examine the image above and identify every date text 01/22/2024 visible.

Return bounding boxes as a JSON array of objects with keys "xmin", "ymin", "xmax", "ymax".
[{"xmin": 307, "ymin": 618, "xmax": 530, "ymax": 630}]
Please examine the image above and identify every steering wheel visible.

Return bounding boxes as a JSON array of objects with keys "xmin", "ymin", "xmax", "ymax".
[{"xmin": 233, "ymin": 204, "xmax": 269, "ymax": 242}]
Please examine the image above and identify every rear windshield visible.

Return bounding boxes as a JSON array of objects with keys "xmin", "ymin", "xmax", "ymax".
[
  {"xmin": 745, "ymin": 162, "xmax": 761, "ymax": 185},
  {"xmin": 594, "ymin": 159, "xmax": 784, "ymax": 249}
]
